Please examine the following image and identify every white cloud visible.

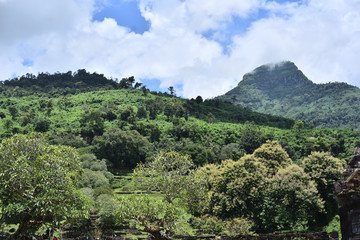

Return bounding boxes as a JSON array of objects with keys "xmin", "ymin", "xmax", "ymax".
[
  {"xmin": 0, "ymin": 0, "xmax": 360, "ymax": 99},
  {"xmin": 228, "ymin": 0, "xmax": 360, "ymax": 88}
]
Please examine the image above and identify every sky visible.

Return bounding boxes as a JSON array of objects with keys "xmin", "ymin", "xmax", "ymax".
[{"xmin": 1, "ymin": 0, "xmax": 360, "ymax": 98}]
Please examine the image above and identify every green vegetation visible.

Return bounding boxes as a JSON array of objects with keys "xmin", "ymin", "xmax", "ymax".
[
  {"xmin": 217, "ymin": 61, "xmax": 360, "ymax": 130},
  {"xmin": 0, "ymin": 70, "xmax": 356, "ymax": 238},
  {"xmin": 0, "ymin": 134, "xmax": 91, "ymax": 239}
]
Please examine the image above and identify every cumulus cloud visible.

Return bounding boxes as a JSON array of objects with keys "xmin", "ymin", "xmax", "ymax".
[
  {"xmin": 0, "ymin": 0, "xmax": 360, "ymax": 98},
  {"xmin": 229, "ymin": 0, "xmax": 360, "ymax": 87}
]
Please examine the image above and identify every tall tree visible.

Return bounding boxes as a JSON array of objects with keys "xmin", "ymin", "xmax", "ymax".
[
  {"xmin": 0, "ymin": 134, "xmax": 90, "ymax": 239},
  {"xmin": 133, "ymin": 151, "xmax": 207, "ymax": 208},
  {"xmin": 120, "ymin": 152, "xmax": 207, "ymax": 239},
  {"xmin": 168, "ymin": 86, "xmax": 175, "ymax": 96},
  {"xmin": 302, "ymin": 151, "xmax": 345, "ymax": 225}
]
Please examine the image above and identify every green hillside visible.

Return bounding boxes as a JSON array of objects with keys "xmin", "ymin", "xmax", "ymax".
[
  {"xmin": 0, "ymin": 70, "xmax": 357, "ymax": 238},
  {"xmin": 217, "ymin": 61, "xmax": 360, "ymax": 130}
]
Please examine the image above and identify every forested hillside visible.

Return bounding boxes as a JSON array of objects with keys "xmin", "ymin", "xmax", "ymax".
[
  {"xmin": 0, "ymin": 70, "xmax": 358, "ymax": 239},
  {"xmin": 217, "ymin": 61, "xmax": 360, "ymax": 130}
]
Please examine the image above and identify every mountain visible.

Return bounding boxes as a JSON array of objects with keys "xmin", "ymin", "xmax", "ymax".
[{"xmin": 217, "ymin": 61, "xmax": 360, "ymax": 130}]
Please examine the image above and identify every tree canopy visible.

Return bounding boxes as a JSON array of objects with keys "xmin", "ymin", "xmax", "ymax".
[{"xmin": 0, "ymin": 134, "xmax": 91, "ymax": 239}]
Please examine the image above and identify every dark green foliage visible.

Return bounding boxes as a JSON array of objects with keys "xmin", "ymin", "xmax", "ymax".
[
  {"xmin": 34, "ymin": 116, "xmax": 51, "ymax": 132},
  {"xmin": 146, "ymin": 98, "xmax": 165, "ymax": 119},
  {"xmin": 136, "ymin": 106, "xmax": 147, "ymax": 119},
  {"xmin": 92, "ymin": 128, "xmax": 153, "ymax": 168},
  {"xmin": 119, "ymin": 76, "xmax": 135, "ymax": 89},
  {"xmin": 80, "ymin": 109, "xmax": 105, "ymax": 141},
  {"xmin": 2, "ymin": 70, "xmax": 120, "ymax": 97},
  {"xmin": 119, "ymin": 106, "xmax": 136, "ymax": 123},
  {"xmin": 50, "ymin": 134, "xmax": 88, "ymax": 148},
  {"xmin": 7, "ymin": 105, "xmax": 18, "ymax": 119},
  {"xmin": 180, "ymin": 143, "xmax": 217, "ymax": 166},
  {"xmin": 219, "ymin": 143, "xmax": 245, "ymax": 160},
  {"xmin": 195, "ymin": 96, "xmax": 203, "ymax": 104},
  {"xmin": 102, "ymin": 110, "xmax": 117, "ymax": 121},
  {"xmin": 21, "ymin": 109, "xmax": 35, "ymax": 126},
  {"xmin": 186, "ymin": 98, "xmax": 294, "ymax": 128}
]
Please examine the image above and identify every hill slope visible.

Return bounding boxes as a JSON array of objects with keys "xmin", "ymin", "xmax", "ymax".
[{"xmin": 217, "ymin": 61, "xmax": 360, "ymax": 130}]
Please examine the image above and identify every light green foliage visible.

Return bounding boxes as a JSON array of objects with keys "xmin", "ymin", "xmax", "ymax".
[
  {"xmin": 79, "ymin": 169, "xmax": 110, "ymax": 188},
  {"xmin": 302, "ymin": 152, "xmax": 345, "ymax": 224},
  {"xmin": 253, "ymin": 140, "xmax": 292, "ymax": 175},
  {"xmin": 224, "ymin": 218, "xmax": 253, "ymax": 236},
  {"xmin": 96, "ymin": 194, "xmax": 118, "ymax": 229},
  {"xmin": 324, "ymin": 215, "xmax": 341, "ymax": 235},
  {"xmin": 209, "ymin": 155, "xmax": 268, "ymax": 219},
  {"xmin": 80, "ymin": 154, "xmax": 107, "ymax": 171},
  {"xmin": 219, "ymin": 143, "xmax": 245, "ymax": 161},
  {"xmin": 117, "ymin": 194, "xmax": 184, "ymax": 239},
  {"xmin": 78, "ymin": 154, "xmax": 114, "ymax": 189},
  {"xmin": 133, "ymin": 152, "xmax": 207, "ymax": 210},
  {"xmin": 191, "ymin": 215, "xmax": 225, "ymax": 235},
  {"xmin": 261, "ymin": 164, "xmax": 324, "ymax": 232},
  {"xmin": 302, "ymin": 152, "xmax": 345, "ymax": 196},
  {"xmin": 0, "ymin": 134, "xmax": 91, "ymax": 239},
  {"xmin": 191, "ymin": 215, "xmax": 252, "ymax": 236},
  {"xmin": 208, "ymin": 141, "xmax": 324, "ymax": 233}
]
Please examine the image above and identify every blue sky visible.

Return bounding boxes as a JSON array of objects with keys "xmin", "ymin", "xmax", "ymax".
[
  {"xmin": 93, "ymin": 0, "xmax": 150, "ymax": 34},
  {"xmin": 0, "ymin": 0, "xmax": 359, "ymax": 98}
]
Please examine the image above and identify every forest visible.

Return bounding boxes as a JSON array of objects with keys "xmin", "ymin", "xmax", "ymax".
[{"xmin": 0, "ymin": 70, "xmax": 357, "ymax": 239}]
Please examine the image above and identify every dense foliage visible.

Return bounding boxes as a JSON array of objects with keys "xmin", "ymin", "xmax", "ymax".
[
  {"xmin": 205, "ymin": 141, "xmax": 339, "ymax": 233},
  {"xmin": 0, "ymin": 70, "xmax": 356, "ymax": 238},
  {"xmin": 0, "ymin": 134, "xmax": 91, "ymax": 239}
]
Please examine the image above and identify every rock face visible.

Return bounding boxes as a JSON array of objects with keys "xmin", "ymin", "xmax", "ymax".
[{"xmin": 335, "ymin": 144, "xmax": 360, "ymax": 240}]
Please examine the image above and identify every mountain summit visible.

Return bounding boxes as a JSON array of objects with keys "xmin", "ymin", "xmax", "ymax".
[{"xmin": 217, "ymin": 61, "xmax": 360, "ymax": 130}]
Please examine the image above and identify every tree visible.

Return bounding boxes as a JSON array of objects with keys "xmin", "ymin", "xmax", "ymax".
[
  {"xmin": 119, "ymin": 76, "xmax": 135, "ymax": 89},
  {"xmin": 133, "ymin": 152, "xmax": 207, "ymax": 208},
  {"xmin": 260, "ymin": 164, "xmax": 324, "ymax": 232},
  {"xmin": 134, "ymin": 82, "xmax": 142, "ymax": 89},
  {"xmin": 0, "ymin": 134, "xmax": 90, "ymax": 239},
  {"xmin": 252, "ymin": 140, "xmax": 292, "ymax": 176},
  {"xmin": 168, "ymin": 86, "xmax": 175, "ymax": 96},
  {"xmin": 208, "ymin": 155, "xmax": 268, "ymax": 221},
  {"xmin": 80, "ymin": 110, "xmax": 105, "ymax": 141},
  {"xmin": 302, "ymin": 151, "xmax": 345, "ymax": 225},
  {"xmin": 33, "ymin": 116, "xmax": 52, "ymax": 132},
  {"xmin": 118, "ymin": 195, "xmax": 183, "ymax": 240},
  {"xmin": 119, "ymin": 106, "xmax": 136, "ymax": 123},
  {"xmin": 136, "ymin": 106, "xmax": 147, "ymax": 119},
  {"xmin": 122, "ymin": 152, "xmax": 207, "ymax": 239},
  {"xmin": 195, "ymin": 96, "xmax": 203, "ymax": 104},
  {"xmin": 92, "ymin": 128, "xmax": 152, "ymax": 168},
  {"xmin": 7, "ymin": 105, "xmax": 18, "ymax": 119},
  {"xmin": 207, "ymin": 141, "xmax": 324, "ymax": 233}
]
